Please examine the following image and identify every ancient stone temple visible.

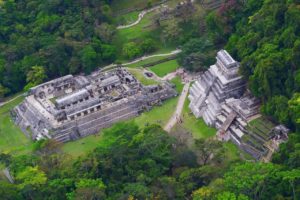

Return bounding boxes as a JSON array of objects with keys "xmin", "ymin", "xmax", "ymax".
[
  {"xmin": 188, "ymin": 49, "xmax": 246, "ymax": 126},
  {"xmin": 13, "ymin": 67, "xmax": 177, "ymax": 142},
  {"xmin": 189, "ymin": 50, "xmax": 289, "ymax": 160}
]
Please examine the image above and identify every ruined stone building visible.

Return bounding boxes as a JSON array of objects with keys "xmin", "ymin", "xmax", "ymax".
[
  {"xmin": 215, "ymin": 94, "xmax": 288, "ymax": 160},
  {"xmin": 188, "ymin": 49, "xmax": 246, "ymax": 126},
  {"xmin": 189, "ymin": 50, "xmax": 289, "ymax": 160},
  {"xmin": 13, "ymin": 68, "xmax": 177, "ymax": 142}
]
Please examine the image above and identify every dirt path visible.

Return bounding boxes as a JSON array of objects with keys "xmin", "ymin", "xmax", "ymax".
[
  {"xmin": 102, "ymin": 49, "xmax": 182, "ymax": 71},
  {"xmin": 164, "ymin": 82, "xmax": 190, "ymax": 132},
  {"xmin": 117, "ymin": 5, "xmax": 167, "ymax": 29},
  {"xmin": 0, "ymin": 94, "xmax": 23, "ymax": 107},
  {"xmin": 123, "ymin": 49, "xmax": 182, "ymax": 66}
]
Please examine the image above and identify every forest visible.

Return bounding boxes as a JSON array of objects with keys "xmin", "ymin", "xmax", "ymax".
[
  {"xmin": 0, "ymin": 0, "xmax": 300, "ymax": 199},
  {"xmin": 1, "ymin": 122, "xmax": 299, "ymax": 200}
]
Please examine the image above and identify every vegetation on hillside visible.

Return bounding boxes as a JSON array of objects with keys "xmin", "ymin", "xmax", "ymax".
[{"xmin": 0, "ymin": 0, "xmax": 300, "ymax": 199}]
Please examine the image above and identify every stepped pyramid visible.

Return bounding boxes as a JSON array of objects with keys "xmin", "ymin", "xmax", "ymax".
[{"xmin": 188, "ymin": 50, "xmax": 246, "ymax": 126}]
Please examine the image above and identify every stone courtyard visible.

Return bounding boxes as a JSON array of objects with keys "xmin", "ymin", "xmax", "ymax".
[{"xmin": 13, "ymin": 67, "xmax": 177, "ymax": 142}]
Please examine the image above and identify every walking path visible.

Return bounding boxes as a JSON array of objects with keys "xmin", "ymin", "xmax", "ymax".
[
  {"xmin": 0, "ymin": 94, "xmax": 23, "ymax": 107},
  {"xmin": 117, "ymin": 5, "xmax": 167, "ymax": 29},
  {"xmin": 162, "ymin": 71, "xmax": 177, "ymax": 81},
  {"xmin": 164, "ymin": 82, "xmax": 190, "ymax": 132},
  {"xmin": 102, "ymin": 49, "xmax": 182, "ymax": 71},
  {"xmin": 123, "ymin": 49, "xmax": 181, "ymax": 66}
]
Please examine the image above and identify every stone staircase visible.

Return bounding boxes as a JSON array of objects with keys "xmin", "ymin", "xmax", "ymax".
[{"xmin": 217, "ymin": 111, "xmax": 237, "ymax": 140}]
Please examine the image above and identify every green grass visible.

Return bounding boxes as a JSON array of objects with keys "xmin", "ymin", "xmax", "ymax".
[
  {"xmin": 113, "ymin": 9, "xmax": 176, "ymax": 59},
  {"xmin": 179, "ymin": 98, "xmax": 216, "ymax": 139},
  {"xmin": 149, "ymin": 59, "xmax": 180, "ymax": 77},
  {"xmin": 62, "ymin": 134, "xmax": 104, "ymax": 158},
  {"xmin": 133, "ymin": 97, "xmax": 179, "ymax": 128},
  {"xmin": 115, "ymin": 11, "xmax": 140, "ymax": 25},
  {"xmin": 116, "ymin": 10, "xmax": 156, "ymax": 41},
  {"xmin": 0, "ymin": 96, "xmax": 34, "ymax": 155},
  {"xmin": 170, "ymin": 76, "xmax": 184, "ymax": 93},
  {"xmin": 223, "ymin": 142, "xmax": 240, "ymax": 161},
  {"xmin": 127, "ymin": 68, "xmax": 159, "ymax": 85}
]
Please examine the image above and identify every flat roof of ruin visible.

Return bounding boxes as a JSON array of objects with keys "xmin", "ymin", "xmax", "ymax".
[{"xmin": 217, "ymin": 50, "xmax": 236, "ymax": 66}]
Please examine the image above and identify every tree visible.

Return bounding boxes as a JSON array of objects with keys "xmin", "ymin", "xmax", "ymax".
[
  {"xmin": 162, "ymin": 18, "xmax": 183, "ymax": 44},
  {"xmin": 95, "ymin": 23, "xmax": 115, "ymax": 43},
  {"xmin": 0, "ymin": 181, "xmax": 22, "ymax": 200},
  {"xmin": 181, "ymin": 52, "xmax": 214, "ymax": 71},
  {"xmin": 223, "ymin": 163, "xmax": 280, "ymax": 199},
  {"xmin": 122, "ymin": 42, "xmax": 141, "ymax": 59},
  {"xmin": 215, "ymin": 192, "xmax": 249, "ymax": 200},
  {"xmin": 0, "ymin": 84, "xmax": 10, "ymax": 98},
  {"xmin": 178, "ymin": 37, "xmax": 215, "ymax": 72},
  {"xmin": 16, "ymin": 166, "xmax": 47, "ymax": 189},
  {"xmin": 24, "ymin": 66, "xmax": 47, "ymax": 90},
  {"xmin": 194, "ymin": 138, "xmax": 224, "ymax": 165},
  {"xmin": 101, "ymin": 44, "xmax": 116, "ymax": 62},
  {"xmin": 140, "ymin": 38, "xmax": 156, "ymax": 54},
  {"xmin": 279, "ymin": 169, "xmax": 300, "ymax": 200},
  {"xmin": 74, "ymin": 123, "xmax": 175, "ymax": 198},
  {"xmin": 261, "ymin": 95, "xmax": 290, "ymax": 125},
  {"xmin": 80, "ymin": 45, "xmax": 98, "ymax": 73},
  {"xmin": 72, "ymin": 178, "xmax": 106, "ymax": 200},
  {"xmin": 289, "ymin": 93, "xmax": 300, "ymax": 130},
  {"xmin": 192, "ymin": 186, "xmax": 213, "ymax": 200}
]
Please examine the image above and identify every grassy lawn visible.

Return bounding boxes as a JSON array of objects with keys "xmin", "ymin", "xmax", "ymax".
[
  {"xmin": 62, "ymin": 134, "xmax": 104, "ymax": 158},
  {"xmin": 0, "ymin": 96, "xmax": 34, "ymax": 155},
  {"xmin": 134, "ymin": 97, "xmax": 179, "ymax": 128},
  {"xmin": 149, "ymin": 59, "xmax": 179, "ymax": 77},
  {"xmin": 180, "ymin": 98, "xmax": 216, "ymax": 139},
  {"xmin": 113, "ymin": 8, "xmax": 176, "ymax": 59},
  {"xmin": 223, "ymin": 142, "xmax": 240, "ymax": 162},
  {"xmin": 126, "ymin": 68, "xmax": 159, "ymax": 85},
  {"xmin": 115, "ymin": 11, "xmax": 140, "ymax": 25},
  {"xmin": 170, "ymin": 76, "xmax": 184, "ymax": 93},
  {"xmin": 116, "ymin": 9, "xmax": 157, "ymax": 41}
]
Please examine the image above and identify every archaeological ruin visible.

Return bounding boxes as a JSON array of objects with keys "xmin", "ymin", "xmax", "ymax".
[
  {"xmin": 189, "ymin": 50, "xmax": 289, "ymax": 160},
  {"xmin": 188, "ymin": 49, "xmax": 246, "ymax": 126},
  {"xmin": 13, "ymin": 67, "xmax": 177, "ymax": 143}
]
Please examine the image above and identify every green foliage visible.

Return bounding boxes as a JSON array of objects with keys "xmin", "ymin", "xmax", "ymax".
[
  {"xmin": 0, "ymin": 0, "xmax": 117, "ymax": 95},
  {"xmin": 162, "ymin": 18, "xmax": 183, "ymax": 44},
  {"xmin": 273, "ymin": 133, "xmax": 300, "ymax": 169},
  {"xmin": 215, "ymin": 192, "xmax": 249, "ymax": 200},
  {"xmin": 261, "ymin": 95, "xmax": 290, "ymax": 125},
  {"xmin": 178, "ymin": 37, "xmax": 215, "ymax": 71},
  {"xmin": 80, "ymin": 45, "xmax": 98, "ymax": 73},
  {"xmin": 140, "ymin": 38, "xmax": 157, "ymax": 54},
  {"xmin": 289, "ymin": 93, "xmax": 300, "ymax": 130},
  {"xmin": 0, "ymin": 84, "xmax": 10, "ymax": 98},
  {"xmin": 24, "ymin": 66, "xmax": 47, "ymax": 91},
  {"xmin": 122, "ymin": 42, "xmax": 142, "ymax": 59},
  {"xmin": 194, "ymin": 138, "xmax": 225, "ymax": 166},
  {"xmin": 206, "ymin": 0, "xmax": 300, "ymax": 129},
  {"xmin": 16, "ymin": 166, "xmax": 47, "ymax": 189},
  {"xmin": 0, "ymin": 181, "xmax": 21, "ymax": 200}
]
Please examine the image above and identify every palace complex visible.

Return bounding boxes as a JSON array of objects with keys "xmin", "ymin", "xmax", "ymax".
[{"xmin": 13, "ymin": 67, "xmax": 177, "ymax": 142}]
